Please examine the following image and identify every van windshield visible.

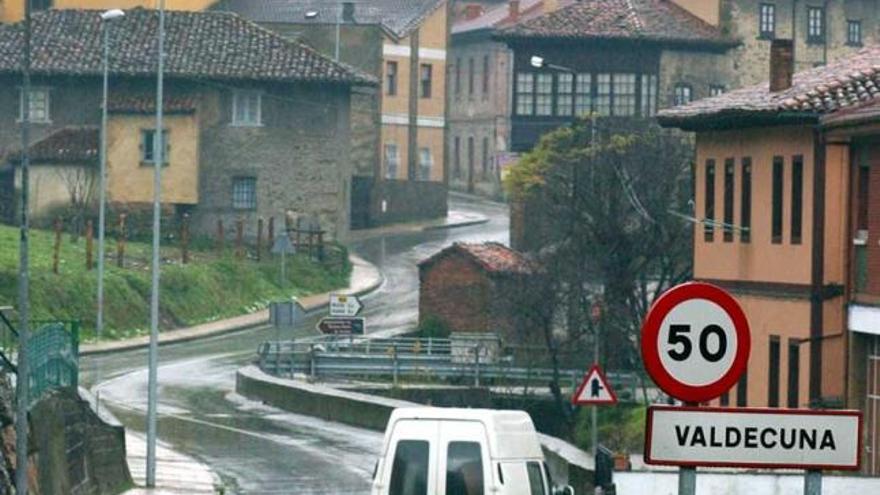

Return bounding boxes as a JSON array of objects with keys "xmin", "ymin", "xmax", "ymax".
[
  {"xmin": 390, "ymin": 440, "xmax": 429, "ymax": 495},
  {"xmin": 446, "ymin": 441, "xmax": 484, "ymax": 495}
]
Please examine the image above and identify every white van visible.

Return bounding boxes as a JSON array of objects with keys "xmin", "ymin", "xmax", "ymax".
[{"xmin": 371, "ymin": 408, "xmax": 575, "ymax": 495}]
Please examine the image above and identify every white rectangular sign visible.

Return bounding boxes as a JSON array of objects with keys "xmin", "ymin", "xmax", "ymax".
[
  {"xmin": 645, "ymin": 406, "xmax": 861, "ymax": 470},
  {"xmin": 329, "ymin": 294, "xmax": 363, "ymax": 317}
]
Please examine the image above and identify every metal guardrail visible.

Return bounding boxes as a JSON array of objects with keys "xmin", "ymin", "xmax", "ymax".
[{"xmin": 255, "ymin": 336, "xmax": 642, "ymax": 400}]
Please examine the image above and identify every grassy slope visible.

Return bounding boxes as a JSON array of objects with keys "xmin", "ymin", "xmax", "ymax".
[{"xmin": 0, "ymin": 225, "xmax": 351, "ymax": 341}]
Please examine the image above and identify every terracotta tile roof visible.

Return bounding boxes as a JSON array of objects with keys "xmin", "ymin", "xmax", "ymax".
[
  {"xmin": 496, "ymin": 0, "xmax": 734, "ymax": 47},
  {"xmin": 212, "ymin": 0, "xmax": 445, "ymax": 40},
  {"xmin": 108, "ymin": 93, "xmax": 198, "ymax": 114},
  {"xmin": 421, "ymin": 242, "xmax": 537, "ymax": 275},
  {"xmin": 658, "ymin": 45, "xmax": 880, "ymax": 128},
  {"xmin": 26, "ymin": 127, "xmax": 98, "ymax": 164},
  {"xmin": 453, "ymin": 0, "xmax": 566, "ymax": 35},
  {"xmin": 0, "ymin": 8, "xmax": 375, "ymax": 85}
]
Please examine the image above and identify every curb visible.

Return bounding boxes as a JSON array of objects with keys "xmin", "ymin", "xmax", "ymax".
[
  {"xmin": 421, "ymin": 217, "xmax": 490, "ymax": 231},
  {"xmin": 80, "ymin": 254, "xmax": 384, "ymax": 357}
]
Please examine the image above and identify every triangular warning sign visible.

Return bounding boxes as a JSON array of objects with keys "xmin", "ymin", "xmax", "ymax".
[{"xmin": 572, "ymin": 364, "xmax": 618, "ymax": 405}]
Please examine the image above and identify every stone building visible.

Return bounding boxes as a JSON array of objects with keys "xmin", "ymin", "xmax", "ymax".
[
  {"xmin": 447, "ymin": 0, "xmax": 562, "ymax": 199},
  {"xmin": 418, "ymin": 242, "xmax": 539, "ymax": 343},
  {"xmin": 660, "ymin": 42, "xmax": 880, "ymax": 474},
  {"xmin": 213, "ymin": 0, "xmax": 451, "ymax": 228},
  {"xmin": 0, "ymin": 8, "xmax": 373, "ymax": 241}
]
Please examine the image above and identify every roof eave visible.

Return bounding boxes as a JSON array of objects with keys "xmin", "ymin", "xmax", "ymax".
[{"xmin": 657, "ymin": 111, "xmax": 821, "ymax": 132}]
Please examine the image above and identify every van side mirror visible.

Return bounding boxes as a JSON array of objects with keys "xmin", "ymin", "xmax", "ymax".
[{"xmin": 552, "ymin": 485, "xmax": 574, "ymax": 495}]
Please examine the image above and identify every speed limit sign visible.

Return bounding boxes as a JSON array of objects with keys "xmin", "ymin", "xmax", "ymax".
[{"xmin": 641, "ymin": 282, "xmax": 750, "ymax": 403}]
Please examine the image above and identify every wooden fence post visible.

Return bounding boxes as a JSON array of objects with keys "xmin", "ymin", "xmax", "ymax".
[
  {"xmin": 85, "ymin": 219, "xmax": 94, "ymax": 270},
  {"xmin": 116, "ymin": 213, "xmax": 126, "ymax": 268},
  {"xmin": 235, "ymin": 217, "xmax": 244, "ymax": 259},
  {"xmin": 267, "ymin": 216, "xmax": 275, "ymax": 255},
  {"xmin": 217, "ymin": 219, "xmax": 224, "ymax": 254},
  {"xmin": 181, "ymin": 213, "xmax": 190, "ymax": 264},
  {"xmin": 52, "ymin": 217, "xmax": 62, "ymax": 275},
  {"xmin": 256, "ymin": 217, "xmax": 264, "ymax": 262}
]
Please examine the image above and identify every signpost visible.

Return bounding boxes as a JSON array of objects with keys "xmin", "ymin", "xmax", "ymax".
[
  {"xmin": 572, "ymin": 364, "xmax": 617, "ymax": 405},
  {"xmin": 272, "ymin": 234, "xmax": 296, "ymax": 288},
  {"xmin": 317, "ymin": 317, "xmax": 366, "ymax": 336},
  {"xmin": 329, "ymin": 294, "xmax": 363, "ymax": 317},
  {"xmin": 640, "ymin": 282, "xmax": 862, "ymax": 495}
]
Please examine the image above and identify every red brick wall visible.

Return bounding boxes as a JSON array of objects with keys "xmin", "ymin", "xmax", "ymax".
[{"xmin": 419, "ymin": 255, "xmax": 490, "ymax": 332}]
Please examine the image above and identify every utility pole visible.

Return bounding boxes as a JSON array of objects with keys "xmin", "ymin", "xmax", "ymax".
[
  {"xmin": 334, "ymin": 2, "xmax": 341, "ymax": 61},
  {"xmin": 15, "ymin": 0, "xmax": 32, "ymax": 493},
  {"xmin": 146, "ymin": 0, "xmax": 165, "ymax": 487}
]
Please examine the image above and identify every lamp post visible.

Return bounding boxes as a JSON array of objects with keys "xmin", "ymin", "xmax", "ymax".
[
  {"xmin": 146, "ymin": 0, "xmax": 165, "ymax": 487},
  {"xmin": 96, "ymin": 8, "xmax": 125, "ymax": 398}
]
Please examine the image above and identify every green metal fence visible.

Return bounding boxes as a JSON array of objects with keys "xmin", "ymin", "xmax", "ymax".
[{"xmin": 28, "ymin": 321, "xmax": 80, "ymax": 407}]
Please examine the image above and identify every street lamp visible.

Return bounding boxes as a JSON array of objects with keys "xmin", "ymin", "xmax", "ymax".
[
  {"xmin": 303, "ymin": 4, "xmax": 342, "ymax": 61},
  {"xmin": 96, "ymin": 7, "xmax": 124, "ymax": 392},
  {"xmin": 530, "ymin": 54, "xmax": 575, "ymax": 73}
]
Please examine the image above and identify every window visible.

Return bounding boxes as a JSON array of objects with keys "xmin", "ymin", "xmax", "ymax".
[
  {"xmin": 710, "ymin": 85, "xmax": 726, "ymax": 97},
  {"xmin": 737, "ymin": 369, "xmax": 748, "ymax": 407},
  {"xmin": 446, "ymin": 442, "xmax": 483, "ymax": 495},
  {"xmin": 481, "ymin": 137, "xmax": 489, "ymax": 178},
  {"xmin": 641, "ymin": 74, "xmax": 657, "ymax": 116},
  {"xmin": 759, "ymin": 3, "xmax": 775, "ymax": 38},
  {"xmin": 535, "ymin": 73, "xmax": 553, "ymax": 116},
  {"xmin": 420, "ymin": 64, "xmax": 433, "ymax": 98},
  {"xmin": 232, "ymin": 91, "xmax": 262, "ymax": 126},
  {"xmin": 419, "ymin": 148, "xmax": 433, "ymax": 180},
  {"xmin": 140, "ymin": 129, "xmax": 169, "ymax": 164},
  {"xmin": 741, "ymin": 158, "xmax": 752, "ymax": 243},
  {"xmin": 557, "ymin": 73, "xmax": 573, "ymax": 116},
  {"xmin": 791, "ymin": 155, "xmax": 803, "ymax": 244},
  {"xmin": 575, "ymin": 73, "xmax": 592, "ymax": 116},
  {"xmin": 19, "ymin": 88, "xmax": 50, "ymax": 123},
  {"xmin": 515, "ymin": 73, "xmax": 534, "ymax": 115},
  {"xmin": 467, "ymin": 137, "xmax": 475, "ymax": 179},
  {"xmin": 704, "ymin": 159, "xmax": 715, "ymax": 242},
  {"xmin": 455, "ymin": 57, "xmax": 462, "ymax": 96},
  {"xmin": 723, "ymin": 159, "xmax": 735, "ymax": 242},
  {"xmin": 482, "ymin": 55, "xmax": 490, "ymax": 98},
  {"xmin": 772, "ymin": 156, "xmax": 784, "ymax": 243},
  {"xmin": 386, "ymin": 61, "xmax": 398, "ymax": 96},
  {"xmin": 848, "ymin": 20, "xmax": 862, "ymax": 46},
  {"xmin": 788, "ymin": 339, "xmax": 800, "ymax": 408},
  {"xmin": 32, "ymin": 0, "xmax": 52, "ymax": 11},
  {"xmin": 673, "ymin": 84, "xmax": 692, "ymax": 106},
  {"xmin": 769, "ymin": 336, "xmax": 780, "ymax": 407},
  {"xmin": 807, "ymin": 6, "xmax": 825, "ymax": 43},
  {"xmin": 384, "ymin": 144, "xmax": 399, "ymax": 180},
  {"xmin": 526, "ymin": 462, "xmax": 546, "ymax": 495},
  {"xmin": 454, "ymin": 137, "xmax": 461, "ymax": 179},
  {"xmin": 232, "ymin": 177, "xmax": 256, "ymax": 210},
  {"xmin": 390, "ymin": 440, "xmax": 429, "ymax": 495},
  {"xmin": 613, "ymin": 73, "xmax": 636, "ymax": 116},
  {"xmin": 595, "ymin": 73, "xmax": 611, "ymax": 115},
  {"xmin": 468, "ymin": 57, "xmax": 475, "ymax": 96}
]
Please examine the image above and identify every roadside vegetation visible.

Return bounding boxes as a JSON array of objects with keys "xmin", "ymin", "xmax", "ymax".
[{"xmin": 0, "ymin": 224, "xmax": 351, "ymax": 342}]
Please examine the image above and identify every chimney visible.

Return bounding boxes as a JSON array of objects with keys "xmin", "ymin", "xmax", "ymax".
[
  {"xmin": 464, "ymin": 4, "xmax": 484, "ymax": 20},
  {"xmin": 342, "ymin": 2, "xmax": 355, "ymax": 22},
  {"xmin": 769, "ymin": 39, "xmax": 794, "ymax": 92},
  {"xmin": 509, "ymin": 0, "xmax": 520, "ymax": 22},
  {"xmin": 543, "ymin": 0, "xmax": 558, "ymax": 14}
]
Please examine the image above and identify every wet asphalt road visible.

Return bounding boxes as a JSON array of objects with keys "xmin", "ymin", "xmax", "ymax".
[{"xmin": 80, "ymin": 194, "xmax": 510, "ymax": 494}]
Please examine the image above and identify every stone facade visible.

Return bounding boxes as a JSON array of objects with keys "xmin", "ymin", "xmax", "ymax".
[
  {"xmin": 447, "ymin": 36, "xmax": 512, "ymax": 199},
  {"xmin": 721, "ymin": 0, "xmax": 880, "ymax": 88},
  {"xmin": 0, "ymin": 76, "xmax": 354, "ymax": 241}
]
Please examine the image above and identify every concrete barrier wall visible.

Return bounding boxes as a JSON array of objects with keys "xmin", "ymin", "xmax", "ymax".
[
  {"xmin": 615, "ymin": 470, "xmax": 880, "ymax": 495},
  {"xmin": 236, "ymin": 366, "xmax": 595, "ymax": 492}
]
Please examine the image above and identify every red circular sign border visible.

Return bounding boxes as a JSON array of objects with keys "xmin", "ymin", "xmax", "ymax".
[{"xmin": 640, "ymin": 282, "xmax": 751, "ymax": 403}]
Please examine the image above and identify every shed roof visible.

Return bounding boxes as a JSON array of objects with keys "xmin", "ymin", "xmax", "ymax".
[
  {"xmin": 420, "ymin": 242, "xmax": 537, "ymax": 276},
  {"xmin": 15, "ymin": 127, "xmax": 99, "ymax": 164}
]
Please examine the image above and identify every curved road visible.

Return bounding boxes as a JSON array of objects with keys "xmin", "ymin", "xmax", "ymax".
[{"xmin": 80, "ymin": 194, "xmax": 509, "ymax": 494}]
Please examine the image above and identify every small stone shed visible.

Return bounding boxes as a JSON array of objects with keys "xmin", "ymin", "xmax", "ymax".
[{"xmin": 418, "ymin": 242, "xmax": 540, "ymax": 343}]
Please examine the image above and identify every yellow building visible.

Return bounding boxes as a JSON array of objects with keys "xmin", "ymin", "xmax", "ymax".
[{"xmin": 0, "ymin": 0, "xmax": 215, "ymax": 23}]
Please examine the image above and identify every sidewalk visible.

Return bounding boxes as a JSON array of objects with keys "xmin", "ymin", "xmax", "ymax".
[
  {"xmin": 80, "ymin": 253, "xmax": 383, "ymax": 356},
  {"xmin": 123, "ymin": 433, "xmax": 220, "ymax": 494},
  {"xmin": 347, "ymin": 208, "xmax": 489, "ymax": 241}
]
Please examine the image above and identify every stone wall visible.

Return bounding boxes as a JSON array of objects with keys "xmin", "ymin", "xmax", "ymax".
[
  {"xmin": 370, "ymin": 178, "xmax": 448, "ymax": 226},
  {"xmin": 658, "ymin": 49, "xmax": 734, "ymax": 107}
]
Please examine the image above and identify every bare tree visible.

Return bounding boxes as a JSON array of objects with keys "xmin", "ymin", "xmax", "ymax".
[
  {"xmin": 56, "ymin": 166, "xmax": 96, "ymax": 241},
  {"xmin": 507, "ymin": 119, "xmax": 693, "ymax": 423}
]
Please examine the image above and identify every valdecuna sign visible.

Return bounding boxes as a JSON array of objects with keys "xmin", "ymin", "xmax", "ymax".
[{"xmin": 645, "ymin": 406, "xmax": 862, "ymax": 470}]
